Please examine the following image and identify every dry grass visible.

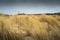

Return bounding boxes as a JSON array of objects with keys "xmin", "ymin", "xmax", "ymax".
[{"xmin": 0, "ymin": 14, "xmax": 60, "ymax": 40}]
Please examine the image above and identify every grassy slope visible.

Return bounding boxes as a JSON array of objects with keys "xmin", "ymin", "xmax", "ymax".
[{"xmin": 0, "ymin": 14, "xmax": 60, "ymax": 40}]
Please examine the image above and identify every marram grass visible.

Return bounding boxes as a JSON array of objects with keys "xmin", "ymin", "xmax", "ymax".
[{"xmin": 0, "ymin": 14, "xmax": 60, "ymax": 40}]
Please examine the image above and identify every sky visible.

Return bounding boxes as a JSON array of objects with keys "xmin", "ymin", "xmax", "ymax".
[{"xmin": 0, "ymin": 0, "xmax": 60, "ymax": 14}]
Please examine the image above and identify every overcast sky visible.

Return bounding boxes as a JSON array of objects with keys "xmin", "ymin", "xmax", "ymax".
[{"xmin": 0, "ymin": 0, "xmax": 60, "ymax": 14}]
